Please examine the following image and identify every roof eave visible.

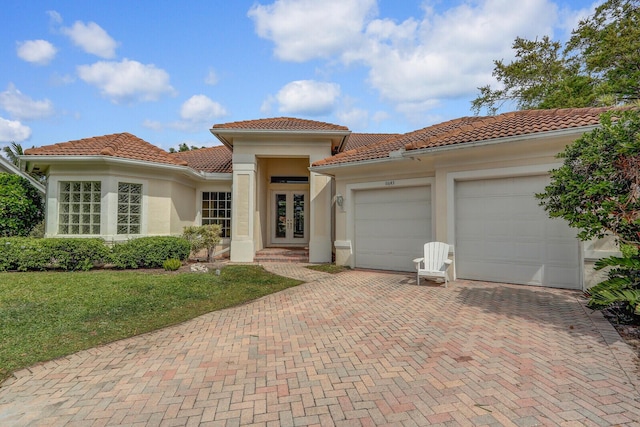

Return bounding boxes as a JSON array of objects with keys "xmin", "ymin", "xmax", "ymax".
[
  {"xmin": 311, "ymin": 125, "xmax": 599, "ymax": 173},
  {"xmin": 210, "ymin": 128, "xmax": 351, "ymax": 149},
  {"xmin": 20, "ymin": 155, "xmax": 219, "ymax": 180},
  {"xmin": 1, "ymin": 155, "xmax": 46, "ymax": 194},
  {"xmin": 310, "ymin": 155, "xmax": 409, "ymax": 174}
]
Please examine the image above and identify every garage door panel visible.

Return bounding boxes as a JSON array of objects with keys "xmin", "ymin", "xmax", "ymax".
[
  {"xmin": 546, "ymin": 242, "xmax": 580, "ymax": 263},
  {"xmin": 456, "ymin": 176, "xmax": 580, "ymax": 289},
  {"xmin": 355, "ymin": 186, "xmax": 431, "ymax": 272},
  {"xmin": 461, "ymin": 260, "xmax": 545, "ymax": 285},
  {"xmin": 485, "ymin": 220, "xmax": 512, "ymax": 238},
  {"xmin": 511, "ymin": 220, "xmax": 544, "ymax": 238}
]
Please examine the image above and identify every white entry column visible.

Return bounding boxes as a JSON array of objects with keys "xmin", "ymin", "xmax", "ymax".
[
  {"xmin": 230, "ymin": 156, "xmax": 256, "ymax": 262},
  {"xmin": 309, "ymin": 170, "xmax": 332, "ymax": 263}
]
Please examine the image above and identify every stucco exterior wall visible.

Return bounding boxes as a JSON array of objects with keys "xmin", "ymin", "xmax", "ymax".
[
  {"xmin": 229, "ymin": 136, "xmax": 334, "ymax": 262},
  {"xmin": 327, "ymin": 132, "xmax": 605, "ymax": 289},
  {"xmin": 43, "ymin": 161, "xmax": 230, "ymax": 242}
]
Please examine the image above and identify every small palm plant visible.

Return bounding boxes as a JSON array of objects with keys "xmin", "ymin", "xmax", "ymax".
[{"xmin": 587, "ymin": 246, "xmax": 640, "ymax": 324}]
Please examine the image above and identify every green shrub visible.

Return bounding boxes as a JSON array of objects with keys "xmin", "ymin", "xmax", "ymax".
[
  {"xmin": 28, "ymin": 221, "xmax": 45, "ymax": 238},
  {"xmin": 0, "ymin": 173, "xmax": 44, "ymax": 237},
  {"xmin": 182, "ymin": 224, "xmax": 221, "ymax": 262},
  {"xmin": 110, "ymin": 236, "xmax": 190, "ymax": 269},
  {"xmin": 163, "ymin": 258, "xmax": 182, "ymax": 271},
  {"xmin": 587, "ymin": 254, "xmax": 640, "ymax": 323},
  {"xmin": 0, "ymin": 237, "xmax": 108, "ymax": 271},
  {"xmin": 42, "ymin": 238, "xmax": 109, "ymax": 271},
  {"xmin": 0, "ymin": 237, "xmax": 47, "ymax": 271}
]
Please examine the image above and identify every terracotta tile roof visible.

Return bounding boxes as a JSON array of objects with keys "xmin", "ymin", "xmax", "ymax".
[
  {"xmin": 24, "ymin": 133, "xmax": 188, "ymax": 166},
  {"xmin": 169, "ymin": 145, "xmax": 232, "ymax": 173},
  {"xmin": 344, "ymin": 133, "xmax": 400, "ymax": 151},
  {"xmin": 403, "ymin": 107, "xmax": 614, "ymax": 151},
  {"xmin": 314, "ymin": 116, "xmax": 484, "ymax": 166},
  {"xmin": 313, "ymin": 107, "xmax": 616, "ymax": 167},
  {"xmin": 211, "ymin": 117, "xmax": 349, "ymax": 131}
]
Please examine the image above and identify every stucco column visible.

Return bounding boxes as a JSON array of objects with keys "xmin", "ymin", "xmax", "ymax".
[
  {"xmin": 230, "ymin": 158, "xmax": 256, "ymax": 262},
  {"xmin": 309, "ymin": 170, "xmax": 332, "ymax": 263}
]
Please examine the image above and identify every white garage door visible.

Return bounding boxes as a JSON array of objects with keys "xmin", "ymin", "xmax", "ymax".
[
  {"xmin": 455, "ymin": 175, "xmax": 581, "ymax": 289},
  {"xmin": 355, "ymin": 186, "xmax": 431, "ymax": 271}
]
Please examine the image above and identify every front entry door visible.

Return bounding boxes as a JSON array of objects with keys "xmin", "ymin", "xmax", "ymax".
[{"xmin": 272, "ymin": 191, "xmax": 308, "ymax": 245}]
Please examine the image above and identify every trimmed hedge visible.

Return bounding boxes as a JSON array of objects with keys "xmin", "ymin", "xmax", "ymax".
[
  {"xmin": 0, "ymin": 236, "xmax": 190, "ymax": 272},
  {"xmin": 110, "ymin": 237, "xmax": 191, "ymax": 269}
]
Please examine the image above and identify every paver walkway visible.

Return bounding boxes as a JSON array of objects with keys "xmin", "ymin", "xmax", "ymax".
[{"xmin": 1, "ymin": 264, "xmax": 639, "ymax": 426}]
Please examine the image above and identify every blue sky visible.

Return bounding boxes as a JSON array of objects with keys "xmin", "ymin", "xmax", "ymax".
[{"xmin": 0, "ymin": 0, "xmax": 598, "ymax": 151}]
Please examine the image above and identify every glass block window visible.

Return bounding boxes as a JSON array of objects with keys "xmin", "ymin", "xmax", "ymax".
[
  {"xmin": 117, "ymin": 183, "xmax": 143, "ymax": 234},
  {"xmin": 202, "ymin": 192, "xmax": 231, "ymax": 238},
  {"xmin": 58, "ymin": 181, "xmax": 101, "ymax": 235}
]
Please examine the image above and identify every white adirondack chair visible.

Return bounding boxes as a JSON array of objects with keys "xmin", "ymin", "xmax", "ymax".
[{"xmin": 413, "ymin": 242, "xmax": 452, "ymax": 287}]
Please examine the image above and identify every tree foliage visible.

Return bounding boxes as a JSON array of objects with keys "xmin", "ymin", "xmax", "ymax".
[
  {"xmin": 537, "ymin": 110, "xmax": 640, "ymax": 245},
  {"xmin": 537, "ymin": 109, "xmax": 640, "ymax": 319},
  {"xmin": 168, "ymin": 143, "xmax": 203, "ymax": 153},
  {"xmin": 2, "ymin": 142, "xmax": 24, "ymax": 165},
  {"xmin": 2, "ymin": 142, "xmax": 46, "ymax": 183},
  {"xmin": 472, "ymin": 0, "xmax": 639, "ymax": 115},
  {"xmin": 0, "ymin": 173, "xmax": 44, "ymax": 237}
]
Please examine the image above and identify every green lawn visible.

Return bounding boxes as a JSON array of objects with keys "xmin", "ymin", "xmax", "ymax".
[{"xmin": 0, "ymin": 265, "xmax": 301, "ymax": 383}]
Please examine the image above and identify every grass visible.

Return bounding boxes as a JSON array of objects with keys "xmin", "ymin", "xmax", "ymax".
[
  {"xmin": 307, "ymin": 264, "xmax": 349, "ymax": 274},
  {"xmin": 0, "ymin": 265, "xmax": 301, "ymax": 383}
]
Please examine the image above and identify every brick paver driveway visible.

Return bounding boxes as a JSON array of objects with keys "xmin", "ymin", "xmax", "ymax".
[{"xmin": 1, "ymin": 266, "xmax": 639, "ymax": 426}]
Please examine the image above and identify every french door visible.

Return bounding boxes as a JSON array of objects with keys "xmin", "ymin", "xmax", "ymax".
[{"xmin": 272, "ymin": 191, "xmax": 308, "ymax": 245}]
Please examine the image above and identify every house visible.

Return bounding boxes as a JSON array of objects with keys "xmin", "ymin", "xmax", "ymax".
[
  {"xmin": 21, "ymin": 107, "xmax": 620, "ymax": 290},
  {"xmin": 0, "ymin": 153, "xmax": 46, "ymax": 194}
]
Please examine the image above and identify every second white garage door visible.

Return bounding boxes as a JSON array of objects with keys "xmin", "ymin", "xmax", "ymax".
[
  {"xmin": 455, "ymin": 175, "xmax": 581, "ymax": 289},
  {"xmin": 354, "ymin": 185, "xmax": 431, "ymax": 272}
]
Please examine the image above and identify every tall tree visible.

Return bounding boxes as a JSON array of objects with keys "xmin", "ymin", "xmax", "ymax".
[
  {"xmin": 566, "ymin": 0, "xmax": 640, "ymax": 105},
  {"xmin": 2, "ymin": 142, "xmax": 24, "ymax": 166},
  {"xmin": 472, "ymin": 0, "xmax": 639, "ymax": 115}
]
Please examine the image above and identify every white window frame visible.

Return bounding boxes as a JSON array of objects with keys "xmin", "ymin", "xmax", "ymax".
[{"xmin": 201, "ymin": 191, "xmax": 232, "ymax": 238}]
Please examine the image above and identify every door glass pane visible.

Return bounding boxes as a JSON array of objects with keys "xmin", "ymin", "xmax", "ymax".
[
  {"xmin": 276, "ymin": 194, "xmax": 287, "ymax": 238},
  {"xmin": 293, "ymin": 194, "xmax": 305, "ymax": 238}
]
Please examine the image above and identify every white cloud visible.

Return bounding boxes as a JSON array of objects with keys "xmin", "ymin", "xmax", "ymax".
[
  {"xmin": 251, "ymin": 0, "xmax": 563, "ymax": 116},
  {"xmin": 160, "ymin": 95, "xmax": 229, "ymax": 132},
  {"xmin": 356, "ymin": 0, "xmax": 559, "ymax": 108},
  {"xmin": 49, "ymin": 73, "xmax": 76, "ymax": 86},
  {"xmin": 61, "ymin": 20, "xmax": 118, "ymax": 58},
  {"xmin": 371, "ymin": 110, "xmax": 390, "ymax": 124},
  {"xmin": 47, "ymin": 10, "xmax": 62, "ymax": 25},
  {"xmin": 276, "ymin": 80, "xmax": 341, "ymax": 115},
  {"xmin": 77, "ymin": 59, "xmax": 176, "ymax": 103},
  {"xmin": 260, "ymin": 95, "xmax": 276, "ymax": 114},
  {"xmin": 337, "ymin": 107, "xmax": 369, "ymax": 130},
  {"xmin": 142, "ymin": 119, "xmax": 164, "ymax": 131},
  {"xmin": 248, "ymin": 0, "xmax": 376, "ymax": 61},
  {"xmin": 0, "ymin": 117, "xmax": 31, "ymax": 143},
  {"xmin": 180, "ymin": 95, "xmax": 228, "ymax": 122},
  {"xmin": 0, "ymin": 84, "xmax": 55, "ymax": 121},
  {"xmin": 205, "ymin": 69, "xmax": 219, "ymax": 85},
  {"xmin": 16, "ymin": 40, "xmax": 57, "ymax": 65}
]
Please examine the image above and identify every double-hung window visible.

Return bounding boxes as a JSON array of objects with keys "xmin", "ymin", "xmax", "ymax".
[{"xmin": 202, "ymin": 191, "xmax": 231, "ymax": 238}]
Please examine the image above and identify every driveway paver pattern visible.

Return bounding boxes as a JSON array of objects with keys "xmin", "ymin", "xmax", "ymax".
[{"xmin": 1, "ymin": 264, "xmax": 639, "ymax": 426}]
